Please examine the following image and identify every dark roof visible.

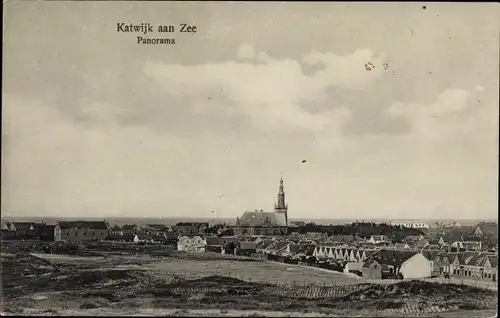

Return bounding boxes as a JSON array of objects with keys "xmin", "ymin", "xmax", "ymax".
[
  {"xmin": 12, "ymin": 222, "xmax": 36, "ymax": 230},
  {"xmin": 366, "ymin": 249, "xmax": 418, "ymax": 267},
  {"xmin": 58, "ymin": 221, "xmax": 108, "ymax": 230}
]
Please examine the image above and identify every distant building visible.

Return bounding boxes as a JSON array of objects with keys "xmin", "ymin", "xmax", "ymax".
[
  {"xmin": 391, "ymin": 221, "xmax": 429, "ymax": 229},
  {"xmin": 233, "ymin": 177, "xmax": 289, "ymax": 236},
  {"xmin": 54, "ymin": 220, "xmax": 109, "ymax": 243}
]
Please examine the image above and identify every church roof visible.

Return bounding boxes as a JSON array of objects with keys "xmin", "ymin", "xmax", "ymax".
[{"xmin": 238, "ymin": 211, "xmax": 287, "ymax": 227}]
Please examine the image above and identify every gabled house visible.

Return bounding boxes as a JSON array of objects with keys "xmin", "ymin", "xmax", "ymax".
[
  {"xmin": 177, "ymin": 235, "xmax": 207, "ymax": 252},
  {"xmin": 11, "ymin": 222, "xmax": 38, "ymax": 239},
  {"xmin": 362, "ymin": 249, "xmax": 432, "ymax": 279}
]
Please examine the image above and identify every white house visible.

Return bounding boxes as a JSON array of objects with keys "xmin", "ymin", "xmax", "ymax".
[
  {"xmin": 177, "ymin": 235, "xmax": 207, "ymax": 252},
  {"xmin": 399, "ymin": 252, "xmax": 433, "ymax": 279}
]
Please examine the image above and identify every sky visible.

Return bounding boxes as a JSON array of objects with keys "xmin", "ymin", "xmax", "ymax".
[{"xmin": 2, "ymin": 2, "xmax": 499, "ymax": 220}]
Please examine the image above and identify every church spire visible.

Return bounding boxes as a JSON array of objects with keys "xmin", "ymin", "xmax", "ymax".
[{"xmin": 275, "ymin": 175, "xmax": 288, "ymax": 226}]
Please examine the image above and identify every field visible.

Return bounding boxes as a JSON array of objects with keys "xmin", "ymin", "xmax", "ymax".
[{"xmin": 1, "ymin": 242, "xmax": 498, "ymax": 317}]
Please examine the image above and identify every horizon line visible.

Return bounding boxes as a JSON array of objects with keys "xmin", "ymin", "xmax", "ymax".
[{"xmin": 1, "ymin": 215, "xmax": 497, "ymax": 221}]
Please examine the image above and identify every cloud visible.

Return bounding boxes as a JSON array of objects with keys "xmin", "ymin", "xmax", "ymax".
[
  {"xmin": 388, "ymin": 88, "xmax": 471, "ymax": 119},
  {"xmin": 475, "ymin": 85, "xmax": 485, "ymax": 92},
  {"xmin": 142, "ymin": 44, "xmax": 387, "ymax": 133}
]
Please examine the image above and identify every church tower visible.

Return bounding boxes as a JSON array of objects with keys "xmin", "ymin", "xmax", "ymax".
[{"xmin": 274, "ymin": 176, "xmax": 288, "ymax": 226}]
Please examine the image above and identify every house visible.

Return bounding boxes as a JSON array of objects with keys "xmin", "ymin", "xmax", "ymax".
[
  {"xmin": 369, "ymin": 235, "xmax": 388, "ymax": 244},
  {"xmin": 362, "ymin": 259, "xmax": 384, "ymax": 279},
  {"xmin": 177, "ymin": 235, "xmax": 207, "ymax": 252},
  {"xmin": 206, "ymin": 236, "xmax": 223, "ymax": 253},
  {"xmin": 450, "ymin": 252, "xmax": 498, "ymax": 281},
  {"xmin": 11, "ymin": 222, "xmax": 38, "ymax": 239},
  {"xmin": 54, "ymin": 221, "xmax": 109, "ymax": 243},
  {"xmin": 363, "ymin": 249, "xmax": 432, "ymax": 279}
]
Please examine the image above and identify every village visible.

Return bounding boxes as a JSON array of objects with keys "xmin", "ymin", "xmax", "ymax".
[
  {"xmin": 1, "ymin": 178, "xmax": 498, "ymax": 287},
  {"xmin": 1, "ymin": 179, "xmax": 498, "ymax": 317}
]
